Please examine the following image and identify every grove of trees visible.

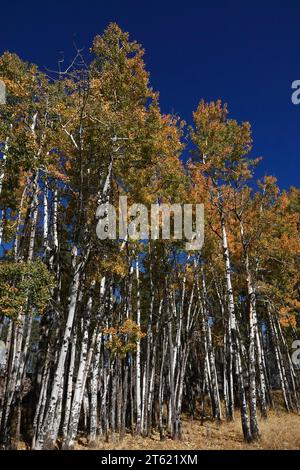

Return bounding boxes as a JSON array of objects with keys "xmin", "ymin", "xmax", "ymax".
[{"xmin": 0, "ymin": 23, "xmax": 299, "ymax": 450}]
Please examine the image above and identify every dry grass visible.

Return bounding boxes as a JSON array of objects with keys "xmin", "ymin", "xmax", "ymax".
[{"xmin": 76, "ymin": 410, "xmax": 300, "ymax": 450}]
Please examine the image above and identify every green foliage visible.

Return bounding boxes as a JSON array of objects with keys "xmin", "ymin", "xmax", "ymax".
[{"xmin": 0, "ymin": 259, "xmax": 54, "ymax": 320}]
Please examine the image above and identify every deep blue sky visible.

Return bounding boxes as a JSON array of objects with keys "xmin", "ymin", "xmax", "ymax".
[{"xmin": 1, "ymin": 0, "xmax": 300, "ymax": 188}]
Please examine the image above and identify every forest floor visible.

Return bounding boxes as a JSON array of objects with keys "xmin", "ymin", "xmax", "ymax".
[{"xmin": 76, "ymin": 409, "xmax": 300, "ymax": 450}]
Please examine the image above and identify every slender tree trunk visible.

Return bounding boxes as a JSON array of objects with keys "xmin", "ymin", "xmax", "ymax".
[
  {"xmin": 34, "ymin": 252, "xmax": 83, "ymax": 449},
  {"xmin": 135, "ymin": 258, "xmax": 142, "ymax": 435},
  {"xmin": 220, "ymin": 209, "xmax": 252, "ymax": 441}
]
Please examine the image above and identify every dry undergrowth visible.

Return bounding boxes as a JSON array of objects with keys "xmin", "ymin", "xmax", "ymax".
[
  {"xmin": 75, "ymin": 410, "xmax": 300, "ymax": 451},
  {"xmin": 17, "ymin": 393, "xmax": 300, "ymax": 450}
]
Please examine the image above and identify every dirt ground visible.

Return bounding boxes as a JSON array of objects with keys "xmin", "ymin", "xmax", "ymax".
[{"xmin": 75, "ymin": 409, "xmax": 300, "ymax": 451}]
